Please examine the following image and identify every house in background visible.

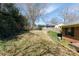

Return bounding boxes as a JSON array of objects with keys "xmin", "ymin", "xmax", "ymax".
[
  {"xmin": 37, "ymin": 24, "xmax": 55, "ymax": 29},
  {"xmin": 61, "ymin": 20, "xmax": 79, "ymax": 40}
]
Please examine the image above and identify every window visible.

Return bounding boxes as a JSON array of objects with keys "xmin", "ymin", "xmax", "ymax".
[{"xmin": 64, "ymin": 27, "xmax": 74, "ymax": 36}]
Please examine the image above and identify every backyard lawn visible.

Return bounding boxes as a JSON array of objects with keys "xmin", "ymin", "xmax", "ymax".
[
  {"xmin": 0, "ymin": 30, "xmax": 78, "ymax": 56},
  {"xmin": 0, "ymin": 30, "xmax": 58, "ymax": 56},
  {"xmin": 48, "ymin": 30, "xmax": 79, "ymax": 55},
  {"xmin": 48, "ymin": 31, "xmax": 70, "ymax": 46}
]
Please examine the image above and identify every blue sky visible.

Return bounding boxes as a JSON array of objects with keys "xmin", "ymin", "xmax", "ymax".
[{"xmin": 16, "ymin": 3, "xmax": 79, "ymax": 25}]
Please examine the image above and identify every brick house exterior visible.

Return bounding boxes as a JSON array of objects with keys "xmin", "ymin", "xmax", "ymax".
[{"xmin": 62, "ymin": 24, "xmax": 79, "ymax": 40}]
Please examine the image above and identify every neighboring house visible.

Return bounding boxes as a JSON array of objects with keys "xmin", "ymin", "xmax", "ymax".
[
  {"xmin": 61, "ymin": 20, "xmax": 79, "ymax": 40},
  {"xmin": 37, "ymin": 24, "xmax": 55, "ymax": 30},
  {"xmin": 38, "ymin": 24, "xmax": 55, "ymax": 28},
  {"xmin": 55, "ymin": 24, "xmax": 64, "ymax": 33}
]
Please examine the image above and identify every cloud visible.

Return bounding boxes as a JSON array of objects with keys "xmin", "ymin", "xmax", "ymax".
[{"xmin": 44, "ymin": 5, "xmax": 59, "ymax": 15}]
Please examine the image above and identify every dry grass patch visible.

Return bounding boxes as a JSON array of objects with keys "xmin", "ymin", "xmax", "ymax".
[
  {"xmin": 0, "ymin": 30, "xmax": 78, "ymax": 56},
  {"xmin": 0, "ymin": 31, "xmax": 55, "ymax": 56}
]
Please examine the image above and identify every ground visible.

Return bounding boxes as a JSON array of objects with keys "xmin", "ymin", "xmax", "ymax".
[{"xmin": 0, "ymin": 30, "xmax": 79, "ymax": 56}]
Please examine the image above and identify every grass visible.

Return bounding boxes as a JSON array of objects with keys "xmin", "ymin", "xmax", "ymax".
[
  {"xmin": 0, "ymin": 31, "xmax": 57, "ymax": 56},
  {"xmin": 48, "ymin": 31, "xmax": 70, "ymax": 46},
  {"xmin": 48, "ymin": 31, "xmax": 58, "ymax": 43},
  {"xmin": 48, "ymin": 30, "xmax": 79, "ymax": 55},
  {"xmin": 0, "ymin": 30, "xmax": 78, "ymax": 56}
]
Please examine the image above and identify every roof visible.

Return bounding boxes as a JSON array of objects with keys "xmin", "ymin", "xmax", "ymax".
[{"xmin": 62, "ymin": 20, "xmax": 79, "ymax": 27}]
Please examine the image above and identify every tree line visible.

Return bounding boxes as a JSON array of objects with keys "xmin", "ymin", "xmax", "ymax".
[{"xmin": 0, "ymin": 3, "xmax": 28, "ymax": 39}]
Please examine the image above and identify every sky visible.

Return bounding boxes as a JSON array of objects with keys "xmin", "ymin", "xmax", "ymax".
[{"xmin": 16, "ymin": 3, "xmax": 79, "ymax": 25}]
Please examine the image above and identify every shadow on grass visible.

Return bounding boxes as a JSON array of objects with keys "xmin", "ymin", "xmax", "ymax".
[{"xmin": 0, "ymin": 30, "xmax": 29, "ymax": 41}]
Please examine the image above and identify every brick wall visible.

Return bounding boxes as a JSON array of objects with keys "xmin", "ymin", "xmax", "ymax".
[
  {"xmin": 62, "ymin": 27, "xmax": 75, "ymax": 39},
  {"xmin": 62, "ymin": 27, "xmax": 79, "ymax": 40},
  {"xmin": 74, "ymin": 27, "xmax": 79, "ymax": 40}
]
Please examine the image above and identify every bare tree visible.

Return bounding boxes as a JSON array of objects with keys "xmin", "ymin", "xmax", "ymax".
[
  {"xmin": 60, "ymin": 7, "xmax": 69, "ymax": 24},
  {"xmin": 61, "ymin": 6, "xmax": 79, "ymax": 24},
  {"xmin": 26, "ymin": 3, "xmax": 47, "ymax": 29}
]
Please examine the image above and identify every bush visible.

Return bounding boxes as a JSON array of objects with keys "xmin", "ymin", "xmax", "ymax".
[{"xmin": 0, "ymin": 3, "xmax": 28, "ymax": 39}]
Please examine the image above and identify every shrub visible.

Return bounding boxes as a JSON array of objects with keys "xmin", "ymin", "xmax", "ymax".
[{"xmin": 0, "ymin": 3, "xmax": 28, "ymax": 39}]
